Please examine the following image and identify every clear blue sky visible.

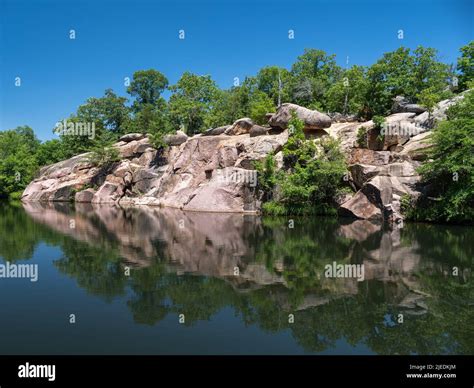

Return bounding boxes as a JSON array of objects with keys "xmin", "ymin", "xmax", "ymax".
[{"xmin": 0, "ymin": 0, "xmax": 472, "ymax": 141}]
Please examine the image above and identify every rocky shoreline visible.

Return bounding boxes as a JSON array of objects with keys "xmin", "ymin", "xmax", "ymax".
[{"xmin": 21, "ymin": 96, "xmax": 463, "ymax": 222}]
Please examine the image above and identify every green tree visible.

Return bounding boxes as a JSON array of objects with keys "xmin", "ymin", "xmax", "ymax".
[
  {"xmin": 77, "ymin": 89, "xmax": 130, "ymax": 133},
  {"xmin": 290, "ymin": 49, "xmax": 342, "ymax": 108},
  {"xmin": 54, "ymin": 89, "xmax": 130, "ymax": 158},
  {"xmin": 87, "ymin": 137, "xmax": 120, "ymax": 167},
  {"xmin": 325, "ymin": 65, "xmax": 369, "ymax": 115},
  {"xmin": 362, "ymin": 46, "xmax": 450, "ymax": 118},
  {"xmin": 249, "ymin": 90, "xmax": 275, "ymax": 124},
  {"xmin": 457, "ymin": 41, "xmax": 474, "ymax": 91},
  {"xmin": 36, "ymin": 139, "xmax": 67, "ymax": 166},
  {"xmin": 411, "ymin": 46, "xmax": 451, "ymax": 99},
  {"xmin": 125, "ymin": 100, "xmax": 170, "ymax": 133},
  {"xmin": 417, "ymin": 87, "xmax": 441, "ymax": 117},
  {"xmin": 254, "ymin": 66, "xmax": 291, "ymax": 106},
  {"xmin": 127, "ymin": 69, "xmax": 169, "ymax": 110},
  {"xmin": 0, "ymin": 126, "xmax": 40, "ymax": 198},
  {"xmin": 207, "ymin": 87, "xmax": 249, "ymax": 128},
  {"xmin": 363, "ymin": 47, "xmax": 414, "ymax": 117},
  {"xmin": 168, "ymin": 72, "xmax": 219, "ymax": 134},
  {"xmin": 54, "ymin": 115, "xmax": 97, "ymax": 158}
]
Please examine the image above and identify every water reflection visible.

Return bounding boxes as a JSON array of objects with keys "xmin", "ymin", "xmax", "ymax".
[{"xmin": 0, "ymin": 202, "xmax": 472, "ymax": 354}]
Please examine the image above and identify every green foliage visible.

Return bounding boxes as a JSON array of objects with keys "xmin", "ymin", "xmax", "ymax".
[
  {"xmin": 456, "ymin": 41, "xmax": 474, "ymax": 91},
  {"xmin": 127, "ymin": 69, "xmax": 169, "ymax": 110},
  {"xmin": 261, "ymin": 201, "xmax": 286, "ymax": 215},
  {"xmin": 325, "ymin": 66, "xmax": 369, "ymax": 115},
  {"xmin": 36, "ymin": 139, "xmax": 67, "ymax": 166},
  {"xmin": 254, "ymin": 153, "xmax": 278, "ymax": 195},
  {"xmin": 55, "ymin": 115, "xmax": 99, "ymax": 158},
  {"xmin": 125, "ymin": 101, "xmax": 170, "ymax": 133},
  {"xmin": 122, "ymin": 70, "xmax": 171, "ymax": 137},
  {"xmin": 282, "ymin": 113, "xmax": 314, "ymax": 168},
  {"xmin": 290, "ymin": 49, "xmax": 343, "ymax": 107},
  {"xmin": 372, "ymin": 115, "xmax": 386, "ymax": 142},
  {"xmin": 149, "ymin": 131, "xmax": 168, "ymax": 150},
  {"xmin": 249, "ymin": 91, "xmax": 275, "ymax": 125},
  {"xmin": 86, "ymin": 135, "xmax": 120, "ymax": 167},
  {"xmin": 411, "ymin": 46, "xmax": 452, "ymax": 99},
  {"xmin": 362, "ymin": 46, "xmax": 451, "ymax": 118},
  {"xmin": 356, "ymin": 126, "xmax": 367, "ymax": 148},
  {"xmin": 404, "ymin": 90, "xmax": 474, "ymax": 223},
  {"xmin": 372, "ymin": 115, "xmax": 385, "ymax": 129},
  {"xmin": 417, "ymin": 87, "xmax": 442, "ymax": 115},
  {"xmin": 56, "ymin": 88, "xmax": 130, "ymax": 160},
  {"xmin": 77, "ymin": 89, "xmax": 130, "ymax": 133},
  {"xmin": 168, "ymin": 72, "xmax": 219, "ymax": 134},
  {"xmin": 0, "ymin": 126, "xmax": 40, "ymax": 199},
  {"xmin": 254, "ymin": 66, "xmax": 292, "ymax": 106},
  {"xmin": 259, "ymin": 112, "xmax": 347, "ymax": 215}
]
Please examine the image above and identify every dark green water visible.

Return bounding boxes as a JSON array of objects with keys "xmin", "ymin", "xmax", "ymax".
[{"xmin": 0, "ymin": 202, "xmax": 472, "ymax": 355}]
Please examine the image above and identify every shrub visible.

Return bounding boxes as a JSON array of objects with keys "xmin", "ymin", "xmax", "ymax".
[
  {"xmin": 260, "ymin": 110, "xmax": 348, "ymax": 215},
  {"xmin": 372, "ymin": 115, "xmax": 386, "ymax": 142},
  {"xmin": 87, "ymin": 144, "xmax": 120, "ymax": 167},
  {"xmin": 356, "ymin": 126, "xmax": 367, "ymax": 148}
]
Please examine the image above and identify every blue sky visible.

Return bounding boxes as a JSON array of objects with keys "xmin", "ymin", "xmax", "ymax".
[{"xmin": 0, "ymin": 0, "xmax": 472, "ymax": 141}]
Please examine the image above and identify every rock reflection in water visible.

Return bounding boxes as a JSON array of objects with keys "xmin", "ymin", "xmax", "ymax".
[{"xmin": 16, "ymin": 202, "xmax": 474, "ymax": 354}]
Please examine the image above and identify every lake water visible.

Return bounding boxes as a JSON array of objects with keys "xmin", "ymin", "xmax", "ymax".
[{"xmin": 0, "ymin": 202, "xmax": 472, "ymax": 355}]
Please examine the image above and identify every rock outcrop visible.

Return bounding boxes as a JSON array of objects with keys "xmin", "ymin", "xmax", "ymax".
[
  {"xmin": 268, "ymin": 103, "xmax": 331, "ymax": 131},
  {"xmin": 22, "ymin": 95, "xmax": 464, "ymax": 222},
  {"xmin": 163, "ymin": 130, "xmax": 188, "ymax": 146},
  {"xmin": 225, "ymin": 118, "xmax": 254, "ymax": 136},
  {"xmin": 391, "ymin": 96, "xmax": 426, "ymax": 114},
  {"xmin": 202, "ymin": 125, "xmax": 230, "ymax": 136},
  {"xmin": 414, "ymin": 94, "xmax": 465, "ymax": 129},
  {"xmin": 22, "ymin": 128, "xmax": 288, "ymax": 213},
  {"xmin": 336, "ymin": 94, "xmax": 465, "ymax": 222}
]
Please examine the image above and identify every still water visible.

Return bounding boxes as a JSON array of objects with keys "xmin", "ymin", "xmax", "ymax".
[{"xmin": 0, "ymin": 202, "xmax": 472, "ymax": 355}]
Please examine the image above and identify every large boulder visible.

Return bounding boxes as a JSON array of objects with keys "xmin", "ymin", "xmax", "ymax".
[
  {"xmin": 349, "ymin": 164, "xmax": 382, "ymax": 189},
  {"xmin": 249, "ymin": 125, "xmax": 269, "ymax": 137},
  {"xmin": 327, "ymin": 122, "xmax": 370, "ymax": 152},
  {"xmin": 202, "ymin": 125, "xmax": 230, "ymax": 136},
  {"xmin": 92, "ymin": 182, "xmax": 121, "ymax": 204},
  {"xmin": 119, "ymin": 133, "xmax": 146, "ymax": 142},
  {"xmin": 363, "ymin": 176, "xmax": 393, "ymax": 208},
  {"xmin": 21, "ymin": 153, "xmax": 98, "ymax": 202},
  {"xmin": 118, "ymin": 137, "xmax": 154, "ymax": 158},
  {"xmin": 330, "ymin": 112, "xmax": 359, "ymax": 123},
  {"xmin": 414, "ymin": 93, "xmax": 465, "ymax": 129},
  {"xmin": 338, "ymin": 191, "xmax": 382, "ymax": 220},
  {"xmin": 225, "ymin": 118, "xmax": 254, "ymax": 136},
  {"xmin": 349, "ymin": 149, "xmax": 392, "ymax": 166},
  {"xmin": 391, "ymin": 96, "xmax": 426, "ymax": 114},
  {"xmin": 268, "ymin": 103, "xmax": 331, "ymax": 131},
  {"xmin": 399, "ymin": 132, "xmax": 432, "ymax": 161},
  {"xmin": 367, "ymin": 113, "xmax": 418, "ymax": 151},
  {"xmin": 75, "ymin": 188, "xmax": 96, "ymax": 203},
  {"xmin": 384, "ymin": 161, "xmax": 418, "ymax": 178},
  {"xmin": 163, "ymin": 130, "xmax": 188, "ymax": 146},
  {"xmin": 132, "ymin": 168, "xmax": 164, "ymax": 194},
  {"xmin": 181, "ymin": 167, "xmax": 259, "ymax": 213},
  {"xmin": 234, "ymin": 131, "xmax": 288, "ymax": 169},
  {"xmin": 339, "ymin": 176, "xmax": 393, "ymax": 220}
]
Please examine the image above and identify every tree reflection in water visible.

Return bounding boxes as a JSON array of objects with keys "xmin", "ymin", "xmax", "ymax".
[{"xmin": 0, "ymin": 202, "xmax": 472, "ymax": 354}]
